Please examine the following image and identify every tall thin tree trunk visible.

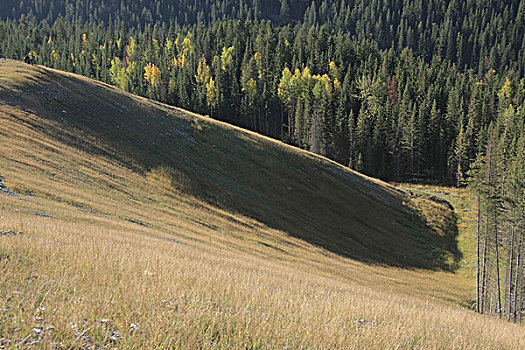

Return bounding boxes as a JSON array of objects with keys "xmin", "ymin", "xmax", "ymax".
[
  {"xmin": 259, "ymin": 110, "xmax": 262, "ymax": 133},
  {"xmin": 513, "ymin": 232, "xmax": 522, "ymax": 322},
  {"xmin": 477, "ymin": 194, "xmax": 482, "ymax": 313},
  {"xmin": 397, "ymin": 151, "xmax": 401, "ymax": 180},
  {"xmin": 410, "ymin": 144, "xmax": 414, "ymax": 179},
  {"xmin": 482, "ymin": 139, "xmax": 493, "ymax": 315},
  {"xmin": 280, "ymin": 108, "xmax": 284, "ymax": 140},
  {"xmin": 481, "ymin": 218, "xmax": 489, "ymax": 313},
  {"xmin": 506, "ymin": 226, "xmax": 515, "ymax": 321},
  {"xmin": 265, "ymin": 110, "xmax": 269, "ymax": 135},
  {"xmin": 288, "ymin": 104, "xmax": 295, "ymax": 141},
  {"xmin": 494, "ymin": 210, "xmax": 502, "ymax": 318}
]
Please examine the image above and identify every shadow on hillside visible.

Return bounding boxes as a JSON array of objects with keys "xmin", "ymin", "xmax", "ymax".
[
  {"xmin": 403, "ymin": 198, "xmax": 463, "ymax": 272},
  {"xmin": 0, "ymin": 64, "xmax": 463, "ymax": 271}
]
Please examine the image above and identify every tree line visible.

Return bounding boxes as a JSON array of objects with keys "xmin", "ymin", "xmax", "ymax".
[
  {"xmin": 468, "ymin": 86, "xmax": 524, "ymax": 322},
  {"xmin": 1, "ymin": 17, "xmax": 523, "ymax": 182}
]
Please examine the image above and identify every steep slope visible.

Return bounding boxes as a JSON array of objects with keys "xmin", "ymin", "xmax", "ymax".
[{"xmin": 0, "ymin": 60, "xmax": 457, "ymax": 270}]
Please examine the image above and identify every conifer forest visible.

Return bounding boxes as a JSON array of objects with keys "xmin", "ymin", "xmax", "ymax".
[{"xmin": 1, "ymin": 0, "xmax": 524, "ymax": 321}]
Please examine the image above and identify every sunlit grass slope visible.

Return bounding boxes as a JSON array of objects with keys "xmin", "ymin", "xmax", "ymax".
[{"xmin": 1, "ymin": 60, "xmax": 523, "ymax": 348}]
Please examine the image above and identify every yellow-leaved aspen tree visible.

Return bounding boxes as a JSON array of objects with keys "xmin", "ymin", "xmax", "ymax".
[
  {"xmin": 206, "ymin": 77, "xmax": 217, "ymax": 118},
  {"xmin": 277, "ymin": 67, "xmax": 293, "ymax": 140},
  {"xmin": 195, "ymin": 56, "xmax": 210, "ymax": 84},
  {"xmin": 144, "ymin": 63, "xmax": 161, "ymax": 86},
  {"xmin": 144, "ymin": 63, "xmax": 161, "ymax": 99},
  {"xmin": 220, "ymin": 46, "xmax": 234, "ymax": 71}
]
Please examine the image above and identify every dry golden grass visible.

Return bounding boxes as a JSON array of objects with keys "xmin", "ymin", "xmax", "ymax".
[
  {"xmin": 1, "ymin": 60, "xmax": 524, "ymax": 348},
  {"xmin": 2, "ymin": 206, "xmax": 524, "ymax": 349}
]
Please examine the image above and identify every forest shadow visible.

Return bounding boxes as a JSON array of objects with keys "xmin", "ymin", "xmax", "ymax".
[{"xmin": 401, "ymin": 194, "xmax": 463, "ymax": 271}]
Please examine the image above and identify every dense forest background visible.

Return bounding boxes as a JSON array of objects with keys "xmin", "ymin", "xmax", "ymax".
[
  {"xmin": 0, "ymin": 0, "xmax": 524, "ymax": 320},
  {"xmin": 0, "ymin": 0, "xmax": 524, "ymax": 182}
]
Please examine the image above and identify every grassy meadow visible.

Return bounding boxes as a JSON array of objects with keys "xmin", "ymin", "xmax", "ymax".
[{"xmin": 1, "ymin": 60, "xmax": 524, "ymax": 348}]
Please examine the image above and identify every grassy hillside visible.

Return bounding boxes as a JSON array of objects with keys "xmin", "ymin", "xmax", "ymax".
[
  {"xmin": 1, "ymin": 60, "xmax": 523, "ymax": 348},
  {"xmin": 0, "ymin": 60, "xmax": 456, "ymax": 269}
]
